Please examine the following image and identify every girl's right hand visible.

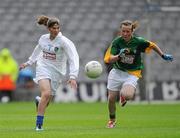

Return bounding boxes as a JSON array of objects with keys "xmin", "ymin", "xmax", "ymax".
[{"xmin": 19, "ymin": 63, "xmax": 28, "ymax": 70}]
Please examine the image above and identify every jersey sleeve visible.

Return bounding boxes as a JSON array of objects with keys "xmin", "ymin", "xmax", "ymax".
[
  {"xmin": 26, "ymin": 45, "xmax": 41, "ymax": 65},
  {"xmin": 137, "ymin": 37, "xmax": 156, "ymax": 53},
  {"xmin": 24, "ymin": 36, "xmax": 43, "ymax": 65},
  {"xmin": 62, "ymin": 37, "xmax": 79, "ymax": 79},
  {"xmin": 104, "ymin": 44, "xmax": 112, "ymax": 63},
  {"xmin": 104, "ymin": 37, "xmax": 119, "ymax": 63},
  {"xmin": 111, "ymin": 38, "xmax": 119, "ymax": 55},
  {"xmin": 145, "ymin": 41, "xmax": 157, "ymax": 54}
]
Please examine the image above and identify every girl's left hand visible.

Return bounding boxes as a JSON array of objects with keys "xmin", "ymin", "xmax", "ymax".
[
  {"xmin": 162, "ymin": 54, "xmax": 173, "ymax": 62},
  {"xmin": 67, "ymin": 79, "xmax": 78, "ymax": 90}
]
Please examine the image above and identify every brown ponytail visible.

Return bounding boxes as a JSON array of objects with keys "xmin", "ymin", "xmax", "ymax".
[
  {"xmin": 37, "ymin": 15, "xmax": 49, "ymax": 26},
  {"xmin": 37, "ymin": 15, "xmax": 60, "ymax": 28}
]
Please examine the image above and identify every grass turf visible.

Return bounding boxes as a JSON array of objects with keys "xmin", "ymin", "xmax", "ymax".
[{"xmin": 0, "ymin": 102, "xmax": 180, "ymax": 138}]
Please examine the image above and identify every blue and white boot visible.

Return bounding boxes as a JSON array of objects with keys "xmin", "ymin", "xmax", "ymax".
[
  {"xmin": 36, "ymin": 124, "xmax": 43, "ymax": 131},
  {"xmin": 35, "ymin": 115, "xmax": 44, "ymax": 131}
]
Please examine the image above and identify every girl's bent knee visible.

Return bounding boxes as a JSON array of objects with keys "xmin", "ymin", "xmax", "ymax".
[{"xmin": 42, "ymin": 92, "xmax": 51, "ymax": 99}]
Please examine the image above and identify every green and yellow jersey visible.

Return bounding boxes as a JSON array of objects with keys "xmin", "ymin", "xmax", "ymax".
[{"xmin": 104, "ymin": 36, "xmax": 156, "ymax": 78}]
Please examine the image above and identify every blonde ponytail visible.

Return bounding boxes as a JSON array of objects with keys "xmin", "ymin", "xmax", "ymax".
[
  {"xmin": 120, "ymin": 20, "xmax": 139, "ymax": 32},
  {"xmin": 132, "ymin": 21, "xmax": 139, "ymax": 31}
]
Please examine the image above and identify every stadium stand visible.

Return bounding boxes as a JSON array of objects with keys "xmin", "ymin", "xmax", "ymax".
[{"xmin": 0, "ymin": 0, "xmax": 179, "ymax": 82}]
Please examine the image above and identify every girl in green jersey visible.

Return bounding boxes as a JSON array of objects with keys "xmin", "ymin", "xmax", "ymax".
[{"xmin": 104, "ymin": 20, "xmax": 173, "ymax": 128}]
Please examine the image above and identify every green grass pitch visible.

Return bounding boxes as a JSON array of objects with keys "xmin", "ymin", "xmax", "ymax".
[{"xmin": 0, "ymin": 102, "xmax": 180, "ymax": 138}]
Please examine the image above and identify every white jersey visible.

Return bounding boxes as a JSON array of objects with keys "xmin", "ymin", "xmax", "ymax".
[{"xmin": 26, "ymin": 32, "xmax": 79, "ymax": 92}]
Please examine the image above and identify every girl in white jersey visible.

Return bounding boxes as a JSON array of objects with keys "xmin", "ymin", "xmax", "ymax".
[{"xmin": 19, "ymin": 15, "xmax": 79, "ymax": 131}]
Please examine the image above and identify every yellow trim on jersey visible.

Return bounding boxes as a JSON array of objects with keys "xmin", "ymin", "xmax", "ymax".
[
  {"xmin": 145, "ymin": 41, "xmax": 156, "ymax": 54},
  {"xmin": 128, "ymin": 70, "xmax": 142, "ymax": 78},
  {"xmin": 104, "ymin": 44, "xmax": 112, "ymax": 63}
]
